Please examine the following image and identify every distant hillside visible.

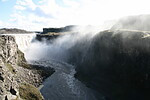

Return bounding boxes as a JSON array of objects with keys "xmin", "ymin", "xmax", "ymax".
[{"xmin": 0, "ymin": 28, "xmax": 32, "ymax": 34}]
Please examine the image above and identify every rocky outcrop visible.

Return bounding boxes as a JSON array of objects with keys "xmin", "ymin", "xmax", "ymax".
[
  {"xmin": 0, "ymin": 35, "xmax": 54, "ymax": 100},
  {"xmin": 0, "ymin": 35, "xmax": 27, "ymax": 67},
  {"xmin": 68, "ymin": 30, "xmax": 150, "ymax": 100},
  {"xmin": 35, "ymin": 34, "xmax": 59, "ymax": 42},
  {"xmin": 42, "ymin": 25, "xmax": 75, "ymax": 34},
  {"xmin": 35, "ymin": 25, "xmax": 76, "ymax": 42}
]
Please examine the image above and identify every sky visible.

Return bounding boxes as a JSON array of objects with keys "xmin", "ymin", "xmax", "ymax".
[{"xmin": 0, "ymin": 0, "xmax": 150, "ymax": 31}]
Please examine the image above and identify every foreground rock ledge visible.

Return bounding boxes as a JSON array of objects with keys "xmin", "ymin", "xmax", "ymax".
[{"xmin": 0, "ymin": 35, "xmax": 54, "ymax": 100}]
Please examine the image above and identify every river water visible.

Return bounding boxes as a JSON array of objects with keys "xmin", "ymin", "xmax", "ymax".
[{"xmin": 29, "ymin": 60, "xmax": 105, "ymax": 100}]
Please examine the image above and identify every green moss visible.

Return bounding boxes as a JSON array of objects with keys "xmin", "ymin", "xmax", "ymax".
[
  {"xmin": 5, "ymin": 63, "xmax": 16, "ymax": 74},
  {"xmin": 17, "ymin": 50, "xmax": 30, "ymax": 69},
  {"xmin": 19, "ymin": 83, "xmax": 43, "ymax": 100},
  {"xmin": 17, "ymin": 61, "xmax": 30, "ymax": 69}
]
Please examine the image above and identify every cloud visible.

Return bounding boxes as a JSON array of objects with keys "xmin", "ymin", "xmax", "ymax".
[
  {"xmin": 9, "ymin": 0, "xmax": 74, "ymax": 31},
  {"xmin": 16, "ymin": 0, "xmax": 36, "ymax": 10},
  {"xmin": 5, "ymin": 0, "xmax": 150, "ymax": 31}
]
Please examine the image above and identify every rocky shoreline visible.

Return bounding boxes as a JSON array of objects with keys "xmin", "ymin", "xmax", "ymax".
[{"xmin": 0, "ymin": 35, "xmax": 55, "ymax": 100}]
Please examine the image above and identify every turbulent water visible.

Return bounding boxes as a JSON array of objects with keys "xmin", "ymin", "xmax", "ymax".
[{"xmin": 29, "ymin": 60, "xmax": 104, "ymax": 100}]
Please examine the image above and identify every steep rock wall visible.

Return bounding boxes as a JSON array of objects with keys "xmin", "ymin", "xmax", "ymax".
[
  {"xmin": 68, "ymin": 30, "xmax": 150, "ymax": 100},
  {"xmin": 0, "ymin": 35, "xmax": 45, "ymax": 100}
]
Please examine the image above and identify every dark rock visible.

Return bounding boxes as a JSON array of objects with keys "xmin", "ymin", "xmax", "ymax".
[
  {"xmin": 29, "ymin": 64, "xmax": 55, "ymax": 81},
  {"xmin": 35, "ymin": 34, "xmax": 59, "ymax": 41},
  {"xmin": 69, "ymin": 30, "xmax": 150, "ymax": 100},
  {"xmin": 10, "ymin": 87, "xmax": 16, "ymax": 95},
  {"xmin": 42, "ymin": 25, "xmax": 75, "ymax": 34},
  {"xmin": 0, "ymin": 74, "xmax": 4, "ymax": 81},
  {"xmin": 5, "ymin": 96, "xmax": 8, "ymax": 100},
  {"xmin": 35, "ymin": 25, "xmax": 76, "ymax": 42}
]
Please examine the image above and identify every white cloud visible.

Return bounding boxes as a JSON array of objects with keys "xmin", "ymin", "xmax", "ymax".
[
  {"xmin": 6, "ymin": 0, "xmax": 150, "ymax": 31},
  {"xmin": 14, "ymin": 5, "xmax": 26, "ymax": 10},
  {"xmin": 16, "ymin": 0, "xmax": 36, "ymax": 10}
]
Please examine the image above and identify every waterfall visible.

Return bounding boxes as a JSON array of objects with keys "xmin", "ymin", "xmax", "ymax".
[
  {"xmin": 1, "ymin": 33, "xmax": 36, "ymax": 53},
  {"xmin": 13, "ymin": 33, "xmax": 36, "ymax": 52}
]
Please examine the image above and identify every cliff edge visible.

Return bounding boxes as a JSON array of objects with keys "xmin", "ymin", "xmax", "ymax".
[
  {"xmin": 0, "ymin": 35, "xmax": 54, "ymax": 100},
  {"xmin": 69, "ymin": 30, "xmax": 150, "ymax": 100}
]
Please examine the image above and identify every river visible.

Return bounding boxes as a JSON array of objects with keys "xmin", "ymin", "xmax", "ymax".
[{"xmin": 29, "ymin": 60, "xmax": 105, "ymax": 100}]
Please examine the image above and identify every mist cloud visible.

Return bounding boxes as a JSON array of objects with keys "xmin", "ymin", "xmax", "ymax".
[
  {"xmin": 111, "ymin": 14, "xmax": 150, "ymax": 31},
  {"xmin": 24, "ymin": 25, "xmax": 108, "ymax": 61}
]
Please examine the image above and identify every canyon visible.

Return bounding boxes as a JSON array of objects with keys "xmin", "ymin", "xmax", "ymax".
[{"xmin": 1, "ymin": 15, "xmax": 150, "ymax": 100}]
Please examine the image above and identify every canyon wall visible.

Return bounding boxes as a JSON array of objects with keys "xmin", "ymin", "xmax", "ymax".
[
  {"xmin": 0, "ymin": 35, "xmax": 45, "ymax": 100},
  {"xmin": 68, "ymin": 30, "xmax": 150, "ymax": 100}
]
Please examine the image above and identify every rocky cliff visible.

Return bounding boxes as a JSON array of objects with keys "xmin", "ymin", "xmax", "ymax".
[
  {"xmin": 68, "ymin": 30, "xmax": 150, "ymax": 100},
  {"xmin": 35, "ymin": 25, "xmax": 76, "ymax": 42},
  {"xmin": 0, "ymin": 35, "xmax": 54, "ymax": 100},
  {"xmin": 42, "ymin": 25, "xmax": 75, "ymax": 34}
]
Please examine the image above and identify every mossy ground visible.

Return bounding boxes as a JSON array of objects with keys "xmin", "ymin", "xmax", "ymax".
[
  {"xmin": 17, "ymin": 50, "xmax": 30, "ymax": 69},
  {"xmin": 19, "ymin": 83, "xmax": 43, "ymax": 100}
]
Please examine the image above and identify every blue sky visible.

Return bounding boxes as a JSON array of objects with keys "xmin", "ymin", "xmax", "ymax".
[
  {"xmin": 0, "ymin": 0, "xmax": 16, "ymax": 21},
  {"xmin": 0, "ymin": 0, "xmax": 150, "ymax": 31}
]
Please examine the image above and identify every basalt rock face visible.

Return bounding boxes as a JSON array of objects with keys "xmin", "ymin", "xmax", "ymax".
[
  {"xmin": 69, "ymin": 30, "xmax": 150, "ymax": 100},
  {"xmin": 0, "ymin": 35, "xmax": 49, "ymax": 100},
  {"xmin": 42, "ymin": 25, "xmax": 75, "ymax": 34},
  {"xmin": 35, "ymin": 34, "xmax": 59, "ymax": 42},
  {"xmin": 36, "ymin": 25, "xmax": 76, "ymax": 42}
]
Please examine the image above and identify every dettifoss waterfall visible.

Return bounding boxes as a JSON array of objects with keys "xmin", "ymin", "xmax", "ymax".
[{"xmin": 3, "ymin": 28, "xmax": 150, "ymax": 100}]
